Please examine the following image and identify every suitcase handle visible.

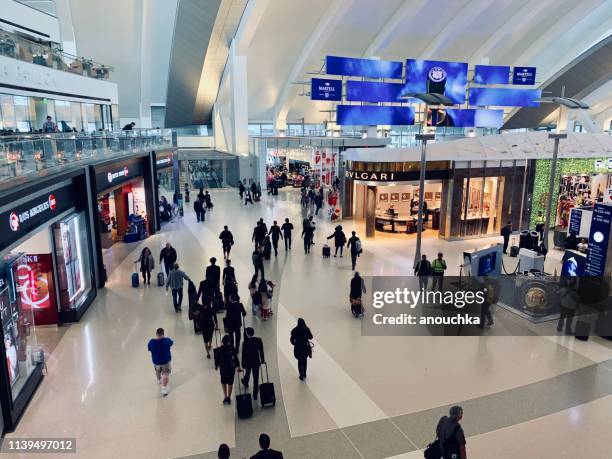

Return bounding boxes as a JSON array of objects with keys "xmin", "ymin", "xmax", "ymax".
[{"xmin": 260, "ymin": 362, "xmax": 270, "ymax": 383}]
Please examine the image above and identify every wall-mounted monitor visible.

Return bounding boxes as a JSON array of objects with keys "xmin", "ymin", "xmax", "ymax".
[
  {"xmin": 428, "ymin": 109, "xmax": 504, "ymax": 128},
  {"xmin": 345, "ymin": 81, "xmax": 404, "ymax": 103},
  {"xmin": 469, "ymin": 88, "xmax": 541, "ymax": 107},
  {"xmin": 326, "ymin": 56, "xmax": 403, "ymax": 79},
  {"xmin": 474, "ymin": 65, "xmax": 510, "ymax": 85},
  {"xmin": 402, "ymin": 59, "xmax": 468, "ymax": 104},
  {"xmin": 311, "ymin": 78, "xmax": 342, "ymax": 101},
  {"xmin": 512, "ymin": 67, "xmax": 536, "ymax": 85},
  {"xmin": 336, "ymin": 105, "xmax": 415, "ymax": 126}
]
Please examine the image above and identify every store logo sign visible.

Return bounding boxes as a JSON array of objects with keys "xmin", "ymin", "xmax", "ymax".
[
  {"xmin": 311, "ymin": 78, "xmax": 342, "ymax": 101},
  {"xmin": 346, "ymin": 170, "xmax": 396, "ymax": 181},
  {"xmin": 8, "ymin": 194, "xmax": 58, "ymax": 232},
  {"xmin": 428, "ymin": 67, "xmax": 447, "ymax": 83},
  {"xmin": 107, "ymin": 166, "xmax": 129, "ymax": 183},
  {"xmin": 512, "ymin": 66, "xmax": 536, "ymax": 85},
  {"xmin": 594, "ymin": 158, "xmax": 612, "ymax": 171},
  {"xmin": 156, "ymin": 157, "xmax": 172, "ymax": 166}
]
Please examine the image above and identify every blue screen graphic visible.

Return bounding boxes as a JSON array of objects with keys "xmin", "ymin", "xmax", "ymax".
[
  {"xmin": 326, "ymin": 56, "xmax": 403, "ymax": 79},
  {"xmin": 345, "ymin": 81, "xmax": 404, "ymax": 102},
  {"xmin": 512, "ymin": 66, "xmax": 536, "ymax": 85},
  {"xmin": 469, "ymin": 88, "xmax": 541, "ymax": 107},
  {"xmin": 401, "ymin": 59, "xmax": 468, "ymax": 104},
  {"xmin": 474, "ymin": 65, "xmax": 510, "ymax": 85},
  {"xmin": 585, "ymin": 203, "xmax": 612, "ymax": 276},
  {"xmin": 428, "ymin": 109, "xmax": 503, "ymax": 128},
  {"xmin": 311, "ymin": 78, "xmax": 342, "ymax": 101},
  {"xmin": 336, "ymin": 105, "xmax": 415, "ymax": 126}
]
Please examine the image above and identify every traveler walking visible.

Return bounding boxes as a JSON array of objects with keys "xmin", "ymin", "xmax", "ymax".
[
  {"xmin": 262, "ymin": 235, "xmax": 272, "ymax": 260},
  {"xmin": 197, "ymin": 188, "xmax": 205, "ymax": 203},
  {"xmin": 206, "ymin": 257, "xmax": 221, "ymax": 294},
  {"xmin": 431, "ymin": 253, "xmax": 447, "ymax": 291},
  {"xmin": 259, "ymin": 277, "xmax": 273, "ymax": 320},
  {"xmin": 281, "ymin": 218, "xmax": 293, "ymax": 251},
  {"xmin": 204, "ymin": 190, "xmax": 213, "ymax": 210},
  {"xmin": 290, "ymin": 318, "xmax": 313, "ymax": 380},
  {"xmin": 252, "ymin": 221, "xmax": 266, "ymax": 249},
  {"xmin": 436, "ymin": 406, "xmax": 467, "ymax": 459},
  {"xmin": 252, "ymin": 249, "xmax": 265, "ymax": 279},
  {"xmin": 135, "ymin": 247, "xmax": 154, "ymax": 285},
  {"xmin": 245, "ymin": 189, "xmax": 254, "ymax": 206},
  {"xmin": 194, "ymin": 198, "xmax": 205, "ymax": 222},
  {"xmin": 301, "ymin": 223, "xmax": 315, "ymax": 254},
  {"xmin": 501, "ymin": 221, "xmax": 512, "ymax": 254},
  {"xmin": 218, "ymin": 335, "xmax": 241, "ymax": 405},
  {"xmin": 165, "ymin": 263, "xmax": 191, "ymax": 312},
  {"xmin": 557, "ymin": 277, "xmax": 579, "ymax": 335},
  {"xmin": 147, "ymin": 327, "xmax": 173, "ymax": 396},
  {"xmin": 248, "ymin": 274, "xmax": 261, "ymax": 315},
  {"xmin": 222, "ymin": 259, "xmax": 238, "ymax": 306},
  {"xmin": 326, "ymin": 225, "xmax": 347, "ymax": 257},
  {"xmin": 224, "ymin": 294, "xmax": 246, "ymax": 350},
  {"xmin": 159, "ymin": 242, "xmax": 178, "ymax": 276},
  {"xmin": 219, "ymin": 225, "xmax": 234, "ymax": 259},
  {"xmin": 241, "ymin": 327, "xmax": 265, "ymax": 401},
  {"xmin": 349, "ymin": 272, "xmax": 366, "ymax": 317},
  {"xmin": 196, "ymin": 300, "xmax": 218, "ymax": 358},
  {"xmin": 346, "ymin": 231, "xmax": 362, "ymax": 270},
  {"xmin": 414, "ymin": 254, "xmax": 431, "ymax": 290},
  {"xmin": 250, "ymin": 433, "xmax": 284, "ymax": 459},
  {"xmin": 268, "ymin": 221, "xmax": 283, "ymax": 256},
  {"xmin": 314, "ymin": 193, "xmax": 323, "ymax": 215},
  {"xmin": 239, "ymin": 181, "xmax": 246, "ymax": 200}
]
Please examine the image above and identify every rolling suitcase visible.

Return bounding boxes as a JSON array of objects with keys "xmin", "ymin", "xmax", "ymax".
[
  {"xmin": 131, "ymin": 263, "xmax": 139, "ymax": 288},
  {"xmin": 157, "ymin": 271, "xmax": 165, "ymax": 287},
  {"xmin": 259, "ymin": 363, "xmax": 276, "ymax": 407},
  {"xmin": 510, "ymin": 246, "xmax": 519, "ymax": 257},
  {"xmin": 235, "ymin": 375, "xmax": 253, "ymax": 419},
  {"xmin": 213, "ymin": 330, "xmax": 222, "ymax": 369},
  {"xmin": 575, "ymin": 320, "xmax": 590, "ymax": 341},
  {"xmin": 322, "ymin": 244, "xmax": 331, "ymax": 258},
  {"xmin": 213, "ymin": 290, "xmax": 225, "ymax": 313},
  {"xmin": 350, "ymin": 298, "xmax": 363, "ymax": 318}
]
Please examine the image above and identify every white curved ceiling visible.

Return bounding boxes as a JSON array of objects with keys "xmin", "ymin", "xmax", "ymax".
[{"xmin": 242, "ymin": 0, "xmax": 612, "ymax": 126}]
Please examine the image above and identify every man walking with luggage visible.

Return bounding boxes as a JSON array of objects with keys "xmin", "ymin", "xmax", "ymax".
[
  {"xmin": 252, "ymin": 221, "xmax": 266, "ymax": 250},
  {"xmin": 431, "ymin": 252, "xmax": 447, "ymax": 291},
  {"xmin": 281, "ymin": 218, "xmax": 293, "ymax": 251},
  {"xmin": 252, "ymin": 248, "xmax": 264, "ymax": 279},
  {"xmin": 159, "ymin": 242, "xmax": 178, "ymax": 276},
  {"xmin": 268, "ymin": 221, "xmax": 283, "ymax": 257},
  {"xmin": 346, "ymin": 231, "xmax": 361, "ymax": 271},
  {"xmin": 241, "ymin": 327, "xmax": 265, "ymax": 401},
  {"xmin": 414, "ymin": 254, "xmax": 431, "ymax": 290},
  {"xmin": 147, "ymin": 328, "xmax": 173, "ymax": 397},
  {"xmin": 501, "ymin": 221, "xmax": 512, "ymax": 254},
  {"xmin": 436, "ymin": 406, "xmax": 467, "ymax": 459},
  {"xmin": 219, "ymin": 225, "xmax": 234, "ymax": 259},
  {"xmin": 166, "ymin": 263, "xmax": 191, "ymax": 312}
]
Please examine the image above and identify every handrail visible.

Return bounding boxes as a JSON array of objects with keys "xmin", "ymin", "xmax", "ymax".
[
  {"xmin": 0, "ymin": 129, "xmax": 175, "ymax": 189},
  {"xmin": 0, "ymin": 26, "xmax": 113, "ymax": 80}
]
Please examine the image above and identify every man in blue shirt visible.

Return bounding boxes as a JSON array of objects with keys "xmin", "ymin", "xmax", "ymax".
[{"xmin": 147, "ymin": 328, "xmax": 174, "ymax": 396}]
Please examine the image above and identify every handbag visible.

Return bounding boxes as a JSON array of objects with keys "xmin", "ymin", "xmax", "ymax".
[{"xmin": 307, "ymin": 341, "xmax": 314, "ymax": 358}]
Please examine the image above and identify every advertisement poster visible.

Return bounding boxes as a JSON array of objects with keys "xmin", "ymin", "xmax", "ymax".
[
  {"xmin": 311, "ymin": 78, "xmax": 342, "ymax": 101},
  {"xmin": 15, "ymin": 254, "xmax": 57, "ymax": 326},
  {"xmin": 402, "ymin": 59, "xmax": 468, "ymax": 104}
]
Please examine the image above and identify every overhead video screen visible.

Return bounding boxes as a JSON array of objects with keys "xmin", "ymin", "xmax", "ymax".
[
  {"xmin": 473, "ymin": 65, "xmax": 510, "ymax": 85},
  {"xmin": 326, "ymin": 56, "xmax": 403, "ymax": 79},
  {"xmin": 512, "ymin": 66, "xmax": 537, "ymax": 85},
  {"xmin": 310, "ymin": 78, "xmax": 342, "ymax": 101},
  {"xmin": 345, "ymin": 81, "xmax": 404, "ymax": 103},
  {"xmin": 428, "ymin": 109, "xmax": 504, "ymax": 128},
  {"xmin": 401, "ymin": 59, "xmax": 468, "ymax": 104},
  {"xmin": 469, "ymin": 88, "xmax": 541, "ymax": 107},
  {"xmin": 336, "ymin": 105, "xmax": 415, "ymax": 126}
]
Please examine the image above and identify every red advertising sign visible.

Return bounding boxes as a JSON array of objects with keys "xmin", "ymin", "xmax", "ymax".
[{"xmin": 15, "ymin": 254, "xmax": 58, "ymax": 325}]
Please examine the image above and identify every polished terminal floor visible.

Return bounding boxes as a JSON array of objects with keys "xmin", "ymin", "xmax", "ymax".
[{"xmin": 6, "ymin": 189, "xmax": 612, "ymax": 459}]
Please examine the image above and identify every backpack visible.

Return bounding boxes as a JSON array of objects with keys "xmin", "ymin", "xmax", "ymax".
[{"xmin": 354, "ymin": 238, "xmax": 362, "ymax": 253}]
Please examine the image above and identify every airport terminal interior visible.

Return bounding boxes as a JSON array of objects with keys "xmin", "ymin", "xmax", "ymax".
[{"xmin": 1, "ymin": 1, "xmax": 612, "ymax": 458}]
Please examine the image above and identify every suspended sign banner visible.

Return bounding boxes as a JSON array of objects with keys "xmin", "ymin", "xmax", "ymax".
[
  {"xmin": 336, "ymin": 105, "xmax": 415, "ymax": 126},
  {"xmin": 310, "ymin": 78, "xmax": 342, "ymax": 101},
  {"xmin": 401, "ymin": 59, "xmax": 469, "ymax": 105},
  {"xmin": 326, "ymin": 56, "xmax": 403, "ymax": 79}
]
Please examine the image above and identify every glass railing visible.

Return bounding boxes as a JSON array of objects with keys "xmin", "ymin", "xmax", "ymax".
[
  {"xmin": 0, "ymin": 129, "xmax": 174, "ymax": 186},
  {"xmin": 0, "ymin": 28, "xmax": 112, "ymax": 80}
]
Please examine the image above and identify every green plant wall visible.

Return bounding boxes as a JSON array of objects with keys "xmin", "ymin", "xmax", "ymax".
[{"xmin": 530, "ymin": 157, "xmax": 608, "ymax": 228}]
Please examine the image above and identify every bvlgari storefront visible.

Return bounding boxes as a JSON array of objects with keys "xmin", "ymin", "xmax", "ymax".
[{"xmin": 344, "ymin": 159, "xmax": 533, "ymax": 240}]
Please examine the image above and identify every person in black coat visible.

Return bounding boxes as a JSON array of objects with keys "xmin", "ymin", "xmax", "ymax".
[
  {"xmin": 159, "ymin": 242, "xmax": 177, "ymax": 276},
  {"xmin": 218, "ymin": 335, "xmax": 241, "ymax": 404},
  {"xmin": 281, "ymin": 218, "xmax": 293, "ymax": 251},
  {"xmin": 252, "ymin": 222, "xmax": 266, "ymax": 249},
  {"xmin": 196, "ymin": 277, "xmax": 214, "ymax": 305},
  {"xmin": 222, "ymin": 259, "xmax": 237, "ymax": 306},
  {"xmin": 224, "ymin": 294, "xmax": 246, "ymax": 350},
  {"xmin": 250, "ymin": 434, "xmax": 284, "ymax": 459},
  {"xmin": 197, "ymin": 188, "xmax": 205, "ymax": 203},
  {"xmin": 219, "ymin": 225, "xmax": 234, "ymax": 259},
  {"xmin": 290, "ymin": 318, "xmax": 313, "ymax": 380},
  {"xmin": 206, "ymin": 257, "xmax": 221, "ymax": 293},
  {"xmin": 414, "ymin": 254, "xmax": 431, "ymax": 290},
  {"xmin": 268, "ymin": 221, "xmax": 283, "ymax": 257},
  {"xmin": 204, "ymin": 191, "xmax": 213, "ymax": 210},
  {"xmin": 196, "ymin": 300, "xmax": 218, "ymax": 358},
  {"xmin": 326, "ymin": 225, "xmax": 347, "ymax": 257},
  {"xmin": 194, "ymin": 198, "xmax": 204, "ymax": 222},
  {"xmin": 500, "ymin": 221, "xmax": 512, "ymax": 254},
  {"xmin": 241, "ymin": 327, "xmax": 265, "ymax": 400},
  {"xmin": 301, "ymin": 224, "xmax": 315, "ymax": 254},
  {"xmin": 238, "ymin": 181, "xmax": 245, "ymax": 199},
  {"xmin": 346, "ymin": 231, "xmax": 361, "ymax": 270}
]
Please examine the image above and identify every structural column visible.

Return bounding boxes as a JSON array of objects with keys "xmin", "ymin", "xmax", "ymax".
[{"xmin": 366, "ymin": 185, "xmax": 376, "ymax": 238}]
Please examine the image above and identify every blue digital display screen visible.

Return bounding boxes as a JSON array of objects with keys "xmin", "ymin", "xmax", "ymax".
[
  {"xmin": 336, "ymin": 105, "xmax": 415, "ymax": 126},
  {"xmin": 474, "ymin": 65, "xmax": 510, "ymax": 85},
  {"xmin": 512, "ymin": 66, "xmax": 536, "ymax": 85},
  {"xmin": 428, "ymin": 109, "xmax": 503, "ymax": 128},
  {"xmin": 469, "ymin": 88, "xmax": 541, "ymax": 107},
  {"xmin": 326, "ymin": 56, "xmax": 403, "ymax": 79},
  {"xmin": 345, "ymin": 81, "xmax": 404, "ymax": 102},
  {"xmin": 311, "ymin": 78, "xmax": 342, "ymax": 101},
  {"xmin": 585, "ymin": 203, "xmax": 612, "ymax": 276},
  {"xmin": 401, "ymin": 59, "xmax": 468, "ymax": 104}
]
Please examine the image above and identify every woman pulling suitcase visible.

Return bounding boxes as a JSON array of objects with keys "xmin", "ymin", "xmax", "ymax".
[{"xmin": 349, "ymin": 272, "xmax": 366, "ymax": 318}]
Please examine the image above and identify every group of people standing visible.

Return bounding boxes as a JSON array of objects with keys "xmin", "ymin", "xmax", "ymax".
[
  {"xmin": 239, "ymin": 180, "xmax": 263, "ymax": 205},
  {"xmin": 193, "ymin": 188, "xmax": 214, "ymax": 222},
  {"xmin": 413, "ymin": 252, "xmax": 448, "ymax": 291}
]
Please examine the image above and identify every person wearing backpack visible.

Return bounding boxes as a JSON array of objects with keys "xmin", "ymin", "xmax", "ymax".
[
  {"xmin": 346, "ymin": 231, "xmax": 362, "ymax": 271},
  {"xmin": 434, "ymin": 406, "xmax": 467, "ymax": 459},
  {"xmin": 326, "ymin": 225, "xmax": 347, "ymax": 257},
  {"xmin": 414, "ymin": 254, "xmax": 432, "ymax": 290}
]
